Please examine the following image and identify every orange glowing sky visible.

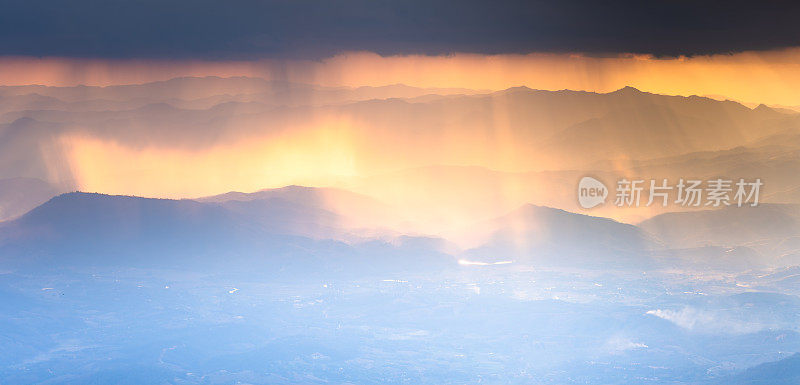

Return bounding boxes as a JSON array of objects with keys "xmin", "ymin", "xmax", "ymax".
[
  {"xmin": 4, "ymin": 48, "xmax": 800, "ymax": 228},
  {"xmin": 3, "ymin": 49, "xmax": 800, "ymax": 106}
]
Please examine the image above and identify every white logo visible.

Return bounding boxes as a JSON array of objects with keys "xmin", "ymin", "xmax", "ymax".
[{"xmin": 578, "ymin": 176, "xmax": 608, "ymax": 209}]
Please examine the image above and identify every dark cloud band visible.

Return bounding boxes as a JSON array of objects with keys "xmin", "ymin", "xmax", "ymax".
[{"xmin": 1, "ymin": 0, "xmax": 799, "ymax": 59}]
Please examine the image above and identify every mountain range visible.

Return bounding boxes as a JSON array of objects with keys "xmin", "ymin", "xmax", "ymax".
[
  {"xmin": 1, "ymin": 77, "xmax": 798, "ymax": 197},
  {"xmin": 0, "ymin": 187, "xmax": 797, "ymax": 273},
  {"xmin": 0, "ymin": 77, "xmax": 799, "ymax": 272},
  {"xmin": 0, "ymin": 191, "xmax": 454, "ymax": 277}
]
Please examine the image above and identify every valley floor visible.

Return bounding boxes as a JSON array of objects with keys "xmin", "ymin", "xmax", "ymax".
[{"xmin": 2, "ymin": 264, "xmax": 798, "ymax": 384}]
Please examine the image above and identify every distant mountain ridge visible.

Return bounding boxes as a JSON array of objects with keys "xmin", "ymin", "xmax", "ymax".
[
  {"xmin": 718, "ymin": 353, "xmax": 800, "ymax": 385},
  {"xmin": 640, "ymin": 204, "xmax": 800, "ymax": 247},
  {"xmin": 0, "ymin": 191, "xmax": 663, "ymax": 271},
  {"xmin": 462, "ymin": 204, "xmax": 660, "ymax": 268},
  {"xmin": 640, "ymin": 204, "xmax": 800, "ymax": 266},
  {"xmin": 3, "ymin": 188, "xmax": 800, "ymax": 272},
  {"xmin": 0, "ymin": 191, "xmax": 455, "ymax": 275},
  {"xmin": 2, "ymin": 79, "xmax": 797, "ymax": 185},
  {"xmin": 0, "ymin": 178, "xmax": 68, "ymax": 221},
  {"xmin": 0, "ymin": 76, "xmax": 481, "ymax": 106},
  {"xmin": 198, "ymin": 185, "xmax": 405, "ymax": 240}
]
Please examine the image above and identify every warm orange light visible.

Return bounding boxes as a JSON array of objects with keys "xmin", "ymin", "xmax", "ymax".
[
  {"xmin": 7, "ymin": 49, "xmax": 798, "ymax": 233},
  {"xmin": 3, "ymin": 49, "xmax": 800, "ymax": 106}
]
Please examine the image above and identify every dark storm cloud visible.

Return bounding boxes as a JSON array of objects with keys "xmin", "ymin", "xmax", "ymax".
[{"xmin": 0, "ymin": 0, "xmax": 799, "ymax": 59}]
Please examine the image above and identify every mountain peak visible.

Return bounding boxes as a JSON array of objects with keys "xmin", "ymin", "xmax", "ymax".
[
  {"xmin": 9, "ymin": 116, "xmax": 38, "ymax": 127},
  {"xmin": 610, "ymin": 86, "xmax": 643, "ymax": 95},
  {"xmin": 498, "ymin": 85, "xmax": 535, "ymax": 94},
  {"xmin": 753, "ymin": 103, "xmax": 778, "ymax": 114}
]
